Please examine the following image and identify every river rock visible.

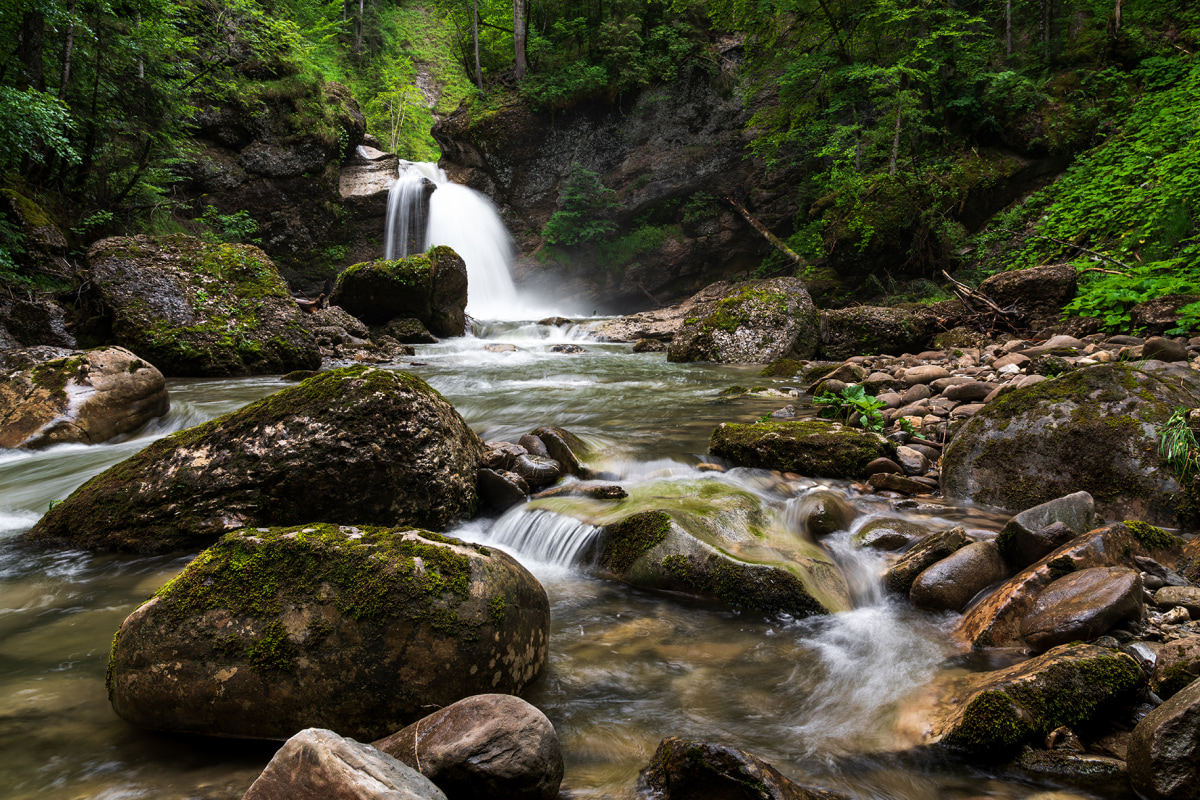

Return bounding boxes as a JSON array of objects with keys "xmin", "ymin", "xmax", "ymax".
[
  {"xmin": 1019, "ymin": 567, "xmax": 1144, "ymax": 653},
  {"xmin": 995, "ymin": 492, "xmax": 1099, "ymax": 569},
  {"xmin": 0, "ymin": 346, "xmax": 169, "ymax": 449},
  {"xmin": 884, "ymin": 527, "xmax": 970, "ymax": 595},
  {"xmin": 1012, "ymin": 749, "xmax": 1127, "ymax": 786},
  {"xmin": 957, "ymin": 522, "xmax": 1181, "ymax": 649},
  {"xmin": 1154, "ymin": 586, "xmax": 1200, "ymax": 616},
  {"xmin": 927, "ymin": 643, "xmax": 1143, "ymax": 756},
  {"xmin": 910, "ymin": 540, "xmax": 1008, "ymax": 612},
  {"xmin": 978, "ymin": 265, "xmax": 1077, "ymax": 329},
  {"xmin": 817, "ymin": 306, "xmax": 928, "ymax": 361},
  {"xmin": 850, "ymin": 518, "xmax": 929, "ymax": 550},
  {"xmin": 796, "ymin": 490, "xmax": 855, "ymax": 538},
  {"xmin": 710, "ymin": 419, "xmax": 893, "ymax": 479},
  {"xmin": 478, "ymin": 468, "xmax": 529, "ymax": 511},
  {"xmin": 666, "ymin": 277, "xmax": 819, "ymax": 364},
  {"xmin": 331, "ymin": 247, "xmax": 468, "ymax": 337},
  {"xmin": 531, "ymin": 425, "xmax": 589, "ymax": 476},
  {"xmin": 87, "ymin": 234, "xmax": 321, "ymax": 377},
  {"xmin": 1151, "ymin": 637, "xmax": 1200, "ymax": 700},
  {"xmin": 1180, "ymin": 536, "xmax": 1200, "ymax": 584},
  {"xmin": 1127, "ymin": 675, "xmax": 1200, "ymax": 800},
  {"xmin": 0, "ymin": 296, "xmax": 75, "ymax": 350},
  {"xmin": 25, "ymin": 366, "xmax": 484, "ymax": 552},
  {"xmin": 902, "ymin": 365, "xmax": 950, "ymax": 386},
  {"xmin": 635, "ymin": 737, "xmax": 849, "ymax": 800},
  {"xmin": 895, "ymin": 445, "xmax": 930, "ymax": 476},
  {"xmin": 107, "ymin": 525, "xmax": 549, "ymax": 740},
  {"xmin": 1143, "ymin": 336, "xmax": 1189, "ymax": 363},
  {"xmin": 941, "ymin": 364, "xmax": 1200, "ymax": 528},
  {"xmin": 372, "ymin": 694, "xmax": 563, "ymax": 800},
  {"xmin": 242, "ymin": 728, "xmax": 447, "ymax": 800},
  {"xmin": 527, "ymin": 479, "xmax": 850, "ymax": 616}
]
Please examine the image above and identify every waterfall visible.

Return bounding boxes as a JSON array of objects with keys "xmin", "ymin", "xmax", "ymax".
[
  {"xmin": 383, "ymin": 161, "xmax": 522, "ymax": 320},
  {"xmin": 475, "ymin": 508, "xmax": 602, "ymax": 567}
]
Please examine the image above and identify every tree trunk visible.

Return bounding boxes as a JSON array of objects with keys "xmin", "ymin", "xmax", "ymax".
[
  {"xmin": 1005, "ymin": 0, "xmax": 1012, "ymax": 57},
  {"xmin": 17, "ymin": 10, "xmax": 45, "ymax": 91},
  {"xmin": 60, "ymin": 0, "xmax": 78, "ymax": 99},
  {"xmin": 889, "ymin": 96, "xmax": 903, "ymax": 176},
  {"xmin": 513, "ymin": 0, "xmax": 528, "ymax": 79},
  {"xmin": 724, "ymin": 197, "xmax": 805, "ymax": 266},
  {"xmin": 473, "ymin": 0, "xmax": 484, "ymax": 92},
  {"xmin": 1113, "ymin": 0, "xmax": 1123, "ymax": 35},
  {"xmin": 356, "ymin": 0, "xmax": 364, "ymax": 54}
]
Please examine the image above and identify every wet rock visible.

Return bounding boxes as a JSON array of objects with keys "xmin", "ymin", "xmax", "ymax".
[
  {"xmin": 382, "ymin": 317, "xmax": 438, "ymax": 344},
  {"xmin": 927, "ymin": 643, "xmax": 1143, "ymax": 756},
  {"xmin": 710, "ymin": 419, "xmax": 893, "ymax": 479},
  {"xmin": 0, "ymin": 347, "xmax": 169, "ymax": 449},
  {"xmin": 478, "ymin": 468, "xmax": 529, "ymax": 511},
  {"xmin": 531, "ymin": 426, "xmax": 590, "ymax": 477},
  {"xmin": 632, "ymin": 338, "xmax": 666, "ymax": 353},
  {"xmin": 25, "ymin": 366, "xmax": 484, "ymax": 552},
  {"xmin": 1151, "ymin": 637, "xmax": 1200, "ymax": 700},
  {"xmin": 331, "ymin": 247, "xmax": 468, "ymax": 337},
  {"xmin": 817, "ymin": 306, "xmax": 928, "ymax": 362},
  {"xmin": 532, "ymin": 483, "xmax": 628, "ymax": 501},
  {"xmin": 1142, "ymin": 336, "xmax": 1189, "ymax": 363},
  {"xmin": 512, "ymin": 455, "xmax": 562, "ymax": 490},
  {"xmin": 518, "ymin": 433, "xmax": 550, "ymax": 458},
  {"xmin": 539, "ymin": 317, "xmax": 573, "ymax": 326},
  {"xmin": 373, "ymin": 694, "xmax": 563, "ymax": 800},
  {"xmin": 1127, "ymin": 674, "xmax": 1200, "ymax": 800},
  {"xmin": 867, "ymin": 472, "xmax": 934, "ymax": 495},
  {"xmin": 1019, "ymin": 567, "xmax": 1144, "ymax": 653},
  {"xmin": 635, "ymin": 737, "xmax": 849, "ymax": 800},
  {"xmin": 88, "ymin": 235, "xmax": 321, "ymax": 377},
  {"xmin": 1180, "ymin": 536, "xmax": 1200, "ymax": 584},
  {"xmin": 549, "ymin": 344, "xmax": 586, "ymax": 354},
  {"xmin": 957, "ymin": 522, "xmax": 1180, "ymax": 649},
  {"xmin": 1013, "ymin": 749, "xmax": 1127, "ymax": 785},
  {"xmin": 910, "ymin": 541, "xmax": 1009, "ymax": 613},
  {"xmin": 995, "ymin": 492, "xmax": 1099, "ymax": 570},
  {"xmin": 895, "ymin": 445, "xmax": 930, "ymax": 476},
  {"xmin": 941, "ymin": 364, "xmax": 1200, "ymax": 528},
  {"xmin": 667, "ymin": 277, "xmax": 819, "ymax": 364},
  {"xmin": 850, "ymin": 518, "xmax": 929, "ymax": 551},
  {"xmin": 884, "ymin": 527, "xmax": 970, "ymax": 595},
  {"xmin": 107, "ymin": 525, "xmax": 550, "ymax": 740},
  {"xmin": 481, "ymin": 441, "xmax": 527, "ymax": 471},
  {"xmin": 865, "ymin": 456, "xmax": 903, "ymax": 475},
  {"xmin": 242, "ymin": 728, "xmax": 447, "ymax": 800},
  {"xmin": 1154, "ymin": 586, "xmax": 1200, "ymax": 616},
  {"xmin": 797, "ymin": 490, "xmax": 855, "ymax": 538}
]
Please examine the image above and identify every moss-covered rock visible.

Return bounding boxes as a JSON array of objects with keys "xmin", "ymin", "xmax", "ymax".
[
  {"xmin": 24, "ymin": 366, "xmax": 484, "ymax": 553},
  {"xmin": 106, "ymin": 524, "xmax": 549, "ymax": 740},
  {"xmin": 524, "ymin": 478, "xmax": 850, "ymax": 617},
  {"xmin": 941, "ymin": 364, "xmax": 1200, "ymax": 528},
  {"xmin": 710, "ymin": 419, "xmax": 894, "ymax": 479},
  {"xmin": 0, "ymin": 346, "xmax": 168, "ymax": 448},
  {"xmin": 87, "ymin": 234, "xmax": 321, "ymax": 377},
  {"xmin": 1151, "ymin": 636, "xmax": 1200, "ymax": 700},
  {"xmin": 666, "ymin": 277, "xmax": 819, "ymax": 364},
  {"xmin": 818, "ymin": 306, "xmax": 929, "ymax": 361},
  {"xmin": 927, "ymin": 643, "xmax": 1143, "ymax": 757},
  {"xmin": 331, "ymin": 246, "xmax": 468, "ymax": 337}
]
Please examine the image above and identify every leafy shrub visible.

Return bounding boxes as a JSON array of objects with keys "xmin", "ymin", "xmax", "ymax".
[{"xmin": 814, "ymin": 384, "xmax": 887, "ymax": 432}]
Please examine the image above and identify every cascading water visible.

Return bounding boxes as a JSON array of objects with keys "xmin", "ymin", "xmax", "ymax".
[{"xmin": 384, "ymin": 161, "xmax": 524, "ymax": 320}]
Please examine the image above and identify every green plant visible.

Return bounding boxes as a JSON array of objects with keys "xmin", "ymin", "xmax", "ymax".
[
  {"xmin": 1158, "ymin": 407, "xmax": 1200, "ymax": 479},
  {"xmin": 897, "ymin": 417, "xmax": 917, "ymax": 435},
  {"xmin": 542, "ymin": 164, "xmax": 618, "ymax": 246},
  {"xmin": 814, "ymin": 384, "xmax": 887, "ymax": 432},
  {"xmin": 200, "ymin": 207, "xmax": 261, "ymax": 245}
]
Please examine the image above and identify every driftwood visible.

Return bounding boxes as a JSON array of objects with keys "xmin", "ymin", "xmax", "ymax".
[
  {"xmin": 725, "ymin": 196, "xmax": 805, "ymax": 266},
  {"xmin": 941, "ymin": 270, "xmax": 1025, "ymax": 334}
]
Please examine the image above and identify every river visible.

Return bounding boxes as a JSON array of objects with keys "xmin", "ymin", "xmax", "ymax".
[{"xmin": 0, "ymin": 320, "xmax": 1129, "ymax": 800}]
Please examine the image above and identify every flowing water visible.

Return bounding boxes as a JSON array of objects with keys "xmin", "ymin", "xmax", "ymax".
[{"xmin": 0, "ymin": 323, "xmax": 1131, "ymax": 800}]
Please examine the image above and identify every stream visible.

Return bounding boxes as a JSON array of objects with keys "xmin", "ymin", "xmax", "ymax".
[{"xmin": 0, "ymin": 320, "xmax": 1132, "ymax": 800}]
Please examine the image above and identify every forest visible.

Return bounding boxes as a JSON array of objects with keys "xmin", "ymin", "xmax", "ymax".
[{"xmin": 1, "ymin": 0, "xmax": 1198, "ymax": 327}]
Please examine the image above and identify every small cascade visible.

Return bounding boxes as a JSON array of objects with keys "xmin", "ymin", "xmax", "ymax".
[
  {"xmin": 478, "ymin": 508, "xmax": 602, "ymax": 567},
  {"xmin": 382, "ymin": 161, "xmax": 523, "ymax": 320}
]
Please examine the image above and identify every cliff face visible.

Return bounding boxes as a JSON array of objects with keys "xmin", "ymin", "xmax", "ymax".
[{"xmin": 433, "ymin": 52, "xmax": 805, "ymax": 313}]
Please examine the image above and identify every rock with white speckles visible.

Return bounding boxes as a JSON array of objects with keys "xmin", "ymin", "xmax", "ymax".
[
  {"xmin": 667, "ymin": 277, "xmax": 818, "ymax": 364},
  {"xmin": 107, "ymin": 524, "xmax": 550, "ymax": 741}
]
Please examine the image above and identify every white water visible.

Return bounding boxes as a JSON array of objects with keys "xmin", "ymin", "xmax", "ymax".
[{"xmin": 385, "ymin": 161, "xmax": 549, "ymax": 321}]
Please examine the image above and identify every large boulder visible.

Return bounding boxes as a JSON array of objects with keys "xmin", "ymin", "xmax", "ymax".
[
  {"xmin": 956, "ymin": 522, "xmax": 1181, "ymax": 649},
  {"xmin": 523, "ymin": 479, "xmax": 851, "ymax": 616},
  {"xmin": 24, "ymin": 366, "xmax": 484, "ymax": 552},
  {"xmin": 995, "ymin": 491, "xmax": 1098, "ymax": 570},
  {"xmin": 373, "ymin": 694, "xmax": 563, "ymax": 800},
  {"xmin": 331, "ymin": 247, "xmax": 468, "ymax": 337},
  {"xmin": 941, "ymin": 364, "xmax": 1200, "ymax": 528},
  {"xmin": 710, "ymin": 419, "xmax": 894, "ymax": 479},
  {"xmin": 0, "ymin": 347, "xmax": 168, "ymax": 448},
  {"xmin": 87, "ymin": 234, "xmax": 321, "ymax": 377},
  {"xmin": 977, "ymin": 264, "xmax": 1078, "ymax": 329},
  {"xmin": 0, "ymin": 297, "xmax": 75, "ymax": 350},
  {"xmin": 107, "ymin": 525, "xmax": 550, "ymax": 740},
  {"xmin": 667, "ymin": 277, "xmax": 819, "ymax": 364},
  {"xmin": 926, "ymin": 643, "xmax": 1143, "ymax": 756},
  {"xmin": 818, "ymin": 306, "xmax": 929, "ymax": 361},
  {"xmin": 242, "ymin": 728, "xmax": 447, "ymax": 800},
  {"xmin": 635, "ymin": 737, "xmax": 849, "ymax": 800},
  {"xmin": 1127, "ymin": 675, "xmax": 1200, "ymax": 800},
  {"xmin": 1018, "ymin": 566, "xmax": 1144, "ymax": 653}
]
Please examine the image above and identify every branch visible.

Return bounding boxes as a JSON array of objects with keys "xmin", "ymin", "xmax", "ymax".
[
  {"xmin": 995, "ymin": 227, "xmax": 1134, "ymax": 272},
  {"xmin": 724, "ymin": 196, "xmax": 805, "ymax": 266}
]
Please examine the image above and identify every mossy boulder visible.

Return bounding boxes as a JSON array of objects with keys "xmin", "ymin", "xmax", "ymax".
[
  {"xmin": 710, "ymin": 419, "xmax": 894, "ymax": 479},
  {"xmin": 666, "ymin": 277, "xmax": 819, "ymax": 364},
  {"xmin": 24, "ymin": 366, "xmax": 485, "ymax": 553},
  {"xmin": 524, "ymin": 479, "xmax": 850, "ymax": 617},
  {"xmin": 106, "ymin": 524, "xmax": 549, "ymax": 740},
  {"xmin": 0, "ymin": 346, "xmax": 168, "ymax": 448},
  {"xmin": 87, "ymin": 234, "xmax": 321, "ymax": 377},
  {"xmin": 331, "ymin": 247, "xmax": 468, "ymax": 337},
  {"xmin": 927, "ymin": 643, "xmax": 1143, "ymax": 757},
  {"xmin": 818, "ymin": 306, "xmax": 929, "ymax": 361},
  {"xmin": 941, "ymin": 364, "xmax": 1200, "ymax": 528},
  {"xmin": 1151, "ymin": 636, "xmax": 1200, "ymax": 700}
]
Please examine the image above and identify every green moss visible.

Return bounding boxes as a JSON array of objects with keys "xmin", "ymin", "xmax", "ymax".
[
  {"xmin": 759, "ymin": 359, "xmax": 805, "ymax": 378},
  {"xmin": 710, "ymin": 419, "xmax": 892, "ymax": 478},
  {"xmin": 662, "ymin": 552, "xmax": 828, "ymax": 616},
  {"xmin": 104, "ymin": 630, "xmax": 121, "ymax": 702},
  {"xmin": 719, "ymin": 385, "xmax": 747, "ymax": 396},
  {"xmin": 30, "ymin": 355, "xmax": 86, "ymax": 402},
  {"xmin": 944, "ymin": 690, "xmax": 1029, "ymax": 752},
  {"xmin": 2, "ymin": 187, "xmax": 54, "ymax": 228},
  {"xmin": 703, "ymin": 287, "xmax": 789, "ymax": 334},
  {"xmin": 1047, "ymin": 556, "xmax": 1078, "ymax": 581},
  {"xmin": 602, "ymin": 511, "xmax": 671, "ymax": 574},
  {"xmin": 246, "ymin": 619, "xmax": 298, "ymax": 673},
  {"xmin": 489, "ymin": 594, "xmax": 507, "ymax": 626},
  {"xmin": 1123, "ymin": 520, "xmax": 1180, "ymax": 551}
]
